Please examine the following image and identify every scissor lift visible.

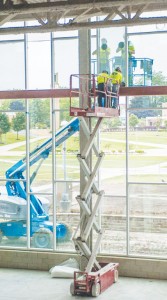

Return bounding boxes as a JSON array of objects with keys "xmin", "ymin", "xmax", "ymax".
[{"xmin": 69, "ymin": 74, "xmax": 119, "ymax": 297}]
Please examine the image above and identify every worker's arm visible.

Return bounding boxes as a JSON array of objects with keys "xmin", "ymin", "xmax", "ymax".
[
  {"xmin": 129, "ymin": 45, "xmax": 135, "ymax": 56},
  {"xmin": 118, "ymin": 73, "xmax": 123, "ymax": 84}
]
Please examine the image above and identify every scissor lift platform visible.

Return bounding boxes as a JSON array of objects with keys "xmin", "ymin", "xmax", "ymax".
[
  {"xmin": 70, "ymin": 106, "xmax": 120, "ymax": 118},
  {"xmin": 70, "ymin": 73, "xmax": 120, "ymax": 118},
  {"xmin": 70, "ymin": 262, "xmax": 119, "ymax": 297}
]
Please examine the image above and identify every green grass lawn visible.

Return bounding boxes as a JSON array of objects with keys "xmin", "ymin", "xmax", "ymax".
[
  {"xmin": 101, "ymin": 155, "xmax": 167, "ymax": 168},
  {"xmin": 0, "ymin": 132, "xmax": 25, "ymax": 145},
  {"xmin": 1, "ymin": 153, "xmax": 166, "ymax": 181},
  {"xmin": 1, "ymin": 130, "xmax": 167, "ymax": 183},
  {"xmin": 101, "ymin": 174, "xmax": 167, "ymax": 184},
  {"xmin": 102, "ymin": 130, "xmax": 167, "ymax": 145},
  {"xmin": 2, "ymin": 130, "xmax": 167, "ymax": 152}
]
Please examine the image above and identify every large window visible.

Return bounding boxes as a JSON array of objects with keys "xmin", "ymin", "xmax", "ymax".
[
  {"xmin": 53, "ymin": 37, "xmax": 79, "ymax": 88},
  {"xmin": 27, "ymin": 33, "xmax": 51, "ymax": 89},
  {"xmin": 0, "ymin": 25, "xmax": 166, "ymax": 260},
  {"xmin": 0, "ymin": 41, "xmax": 25, "ymax": 90}
]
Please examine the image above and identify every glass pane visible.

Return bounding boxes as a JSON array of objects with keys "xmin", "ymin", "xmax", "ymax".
[
  {"xmin": 29, "ymin": 98, "xmax": 52, "ymax": 186},
  {"xmin": 54, "ymin": 111, "xmax": 80, "ymax": 181},
  {"xmin": 129, "ymin": 184, "xmax": 167, "ymax": 258},
  {"xmin": 100, "ymin": 122, "xmax": 126, "ymax": 195},
  {"xmin": 101, "ymin": 195, "xmax": 126, "ymax": 255},
  {"xmin": 0, "ymin": 179, "xmax": 27, "ymax": 248},
  {"xmin": 54, "ymin": 31, "xmax": 78, "ymax": 38},
  {"xmin": 127, "ymin": 32, "xmax": 167, "ymax": 84},
  {"xmin": 54, "ymin": 38, "xmax": 79, "ymax": 88},
  {"xmin": 0, "ymin": 22, "xmax": 24, "ymax": 40},
  {"xmin": 128, "ymin": 108, "xmax": 167, "ymax": 183},
  {"xmin": 0, "ymin": 41, "xmax": 25, "ymax": 90},
  {"xmin": 56, "ymin": 181, "xmax": 80, "ymax": 251},
  {"xmin": 91, "ymin": 27, "xmax": 125, "ymax": 75},
  {"xmin": 0, "ymin": 107, "xmax": 26, "ymax": 180},
  {"xmin": 0, "ymin": 106, "xmax": 27, "ymax": 247},
  {"xmin": 30, "ymin": 192, "xmax": 53, "ymax": 249},
  {"xmin": 0, "ymin": 99, "xmax": 25, "ymax": 113},
  {"xmin": 27, "ymin": 30, "xmax": 50, "ymax": 42},
  {"xmin": 27, "ymin": 38, "xmax": 51, "ymax": 89},
  {"xmin": 0, "ymin": 104, "xmax": 27, "ymax": 248}
]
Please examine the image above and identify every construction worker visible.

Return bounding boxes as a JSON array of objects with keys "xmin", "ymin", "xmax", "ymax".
[
  {"xmin": 110, "ymin": 67, "xmax": 123, "ymax": 109},
  {"xmin": 92, "ymin": 38, "xmax": 111, "ymax": 73},
  {"xmin": 116, "ymin": 40, "xmax": 135, "ymax": 86},
  {"xmin": 116, "ymin": 41, "xmax": 135, "ymax": 59},
  {"xmin": 97, "ymin": 70, "xmax": 110, "ymax": 107},
  {"xmin": 116, "ymin": 40, "xmax": 135, "ymax": 58}
]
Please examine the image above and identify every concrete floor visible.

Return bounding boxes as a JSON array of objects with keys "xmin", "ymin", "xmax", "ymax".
[{"xmin": 0, "ymin": 268, "xmax": 167, "ymax": 300}]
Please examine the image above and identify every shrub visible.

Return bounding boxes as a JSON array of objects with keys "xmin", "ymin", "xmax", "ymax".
[{"xmin": 135, "ymin": 149, "xmax": 144, "ymax": 154}]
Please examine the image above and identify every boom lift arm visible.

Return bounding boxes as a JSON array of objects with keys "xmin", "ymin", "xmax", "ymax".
[
  {"xmin": 0, "ymin": 118, "xmax": 79, "ymax": 247},
  {"xmin": 5, "ymin": 117, "xmax": 79, "ymax": 219}
]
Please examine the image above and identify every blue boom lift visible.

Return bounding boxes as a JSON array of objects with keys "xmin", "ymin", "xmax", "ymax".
[{"xmin": 0, "ymin": 118, "xmax": 79, "ymax": 248}]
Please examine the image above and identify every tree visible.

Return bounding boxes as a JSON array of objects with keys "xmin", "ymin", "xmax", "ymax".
[
  {"xmin": 129, "ymin": 71, "xmax": 167, "ymax": 118},
  {"xmin": 111, "ymin": 117, "xmax": 122, "ymax": 128},
  {"xmin": 30, "ymin": 99, "xmax": 50, "ymax": 128},
  {"xmin": 129, "ymin": 97, "xmax": 158, "ymax": 118},
  {"xmin": 129, "ymin": 114, "xmax": 139, "ymax": 129},
  {"xmin": 0, "ymin": 113, "xmax": 11, "ymax": 143},
  {"xmin": 151, "ymin": 71, "xmax": 167, "ymax": 108},
  {"xmin": 12, "ymin": 112, "xmax": 26, "ymax": 140},
  {"xmin": 0, "ymin": 99, "xmax": 12, "ymax": 110},
  {"xmin": 59, "ymin": 98, "xmax": 79, "ymax": 123},
  {"xmin": 0, "ymin": 99, "xmax": 25, "ymax": 111},
  {"xmin": 10, "ymin": 101, "xmax": 25, "ymax": 111},
  {"xmin": 164, "ymin": 120, "xmax": 167, "ymax": 130},
  {"xmin": 152, "ymin": 71, "xmax": 167, "ymax": 86}
]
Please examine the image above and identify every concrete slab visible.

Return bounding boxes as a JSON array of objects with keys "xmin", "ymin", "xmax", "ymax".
[{"xmin": 0, "ymin": 268, "xmax": 166, "ymax": 300}]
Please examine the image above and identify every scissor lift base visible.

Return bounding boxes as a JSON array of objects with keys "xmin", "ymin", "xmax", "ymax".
[{"xmin": 70, "ymin": 262, "xmax": 119, "ymax": 297}]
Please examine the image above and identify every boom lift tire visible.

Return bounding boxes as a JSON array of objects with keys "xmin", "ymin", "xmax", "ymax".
[
  {"xmin": 32, "ymin": 228, "xmax": 52, "ymax": 248},
  {"xmin": 91, "ymin": 282, "xmax": 100, "ymax": 297}
]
